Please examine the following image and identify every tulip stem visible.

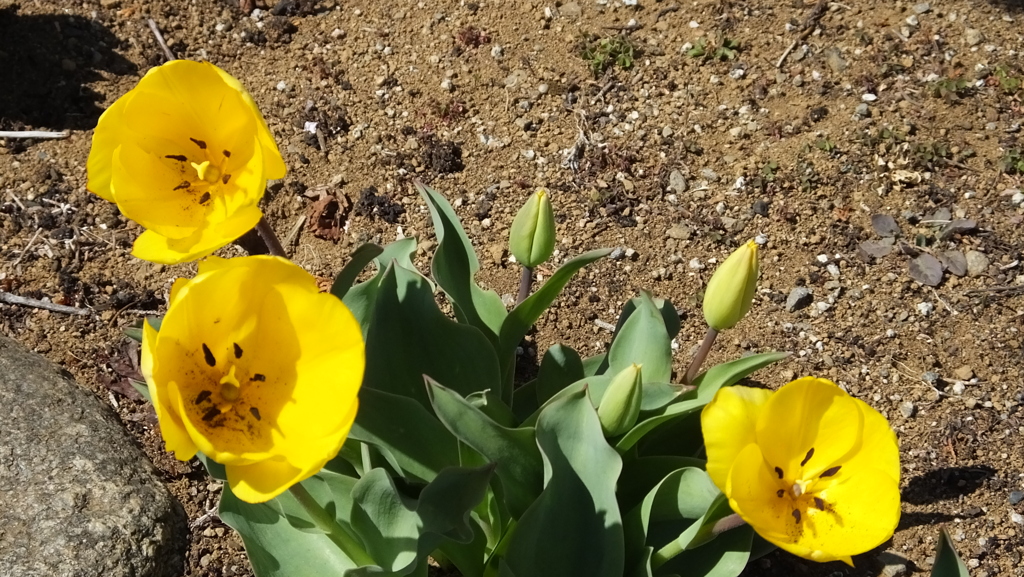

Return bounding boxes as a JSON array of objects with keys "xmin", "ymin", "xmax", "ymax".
[
  {"xmin": 288, "ymin": 483, "xmax": 375, "ymax": 567},
  {"xmin": 516, "ymin": 266, "xmax": 533, "ymax": 305},
  {"xmin": 683, "ymin": 327, "xmax": 718, "ymax": 386},
  {"xmin": 256, "ymin": 217, "xmax": 288, "ymax": 258}
]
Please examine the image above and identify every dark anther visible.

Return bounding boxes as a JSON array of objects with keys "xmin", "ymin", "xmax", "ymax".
[
  {"xmin": 222, "ymin": 174, "xmax": 231, "ymax": 184},
  {"xmin": 814, "ymin": 497, "xmax": 825, "ymax": 510},
  {"xmin": 190, "ymin": 137, "xmax": 207, "ymax": 149},
  {"xmin": 223, "ymin": 149, "xmax": 232, "ymax": 158},
  {"xmin": 792, "ymin": 509, "xmax": 801, "ymax": 524},
  {"xmin": 249, "ymin": 407, "xmax": 261, "ymax": 421},
  {"xmin": 199, "ymin": 192, "xmax": 211, "ymax": 204},
  {"xmin": 202, "ymin": 407, "xmax": 221, "ymax": 422},
  {"xmin": 173, "ymin": 181, "xmax": 190, "ymax": 191},
  {"xmin": 776, "ymin": 489, "xmax": 785, "ymax": 498},
  {"xmin": 202, "ymin": 343, "xmax": 216, "ymax": 367},
  {"xmin": 165, "ymin": 154, "xmax": 188, "ymax": 162},
  {"xmin": 251, "ymin": 373, "xmax": 266, "ymax": 382},
  {"xmin": 195, "ymin": 390, "xmax": 212, "ymax": 404},
  {"xmin": 233, "ymin": 343, "xmax": 243, "ymax": 359},
  {"xmin": 801, "ymin": 448, "xmax": 815, "ymax": 467},
  {"xmin": 774, "ymin": 466, "xmax": 784, "ymax": 479},
  {"xmin": 820, "ymin": 466, "xmax": 842, "ymax": 478}
]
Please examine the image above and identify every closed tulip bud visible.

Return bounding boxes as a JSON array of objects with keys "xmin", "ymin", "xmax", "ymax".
[
  {"xmin": 598, "ymin": 364, "xmax": 643, "ymax": 437},
  {"xmin": 508, "ymin": 188, "xmax": 555, "ymax": 268},
  {"xmin": 703, "ymin": 240, "xmax": 759, "ymax": 331}
]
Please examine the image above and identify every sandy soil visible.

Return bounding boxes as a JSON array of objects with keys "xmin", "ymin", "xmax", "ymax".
[{"xmin": 2, "ymin": 0, "xmax": 1023, "ymax": 575}]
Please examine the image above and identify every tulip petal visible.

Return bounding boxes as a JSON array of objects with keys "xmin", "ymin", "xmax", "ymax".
[
  {"xmin": 227, "ymin": 459, "xmax": 305, "ymax": 504},
  {"xmin": 805, "ymin": 467, "xmax": 901, "ymax": 562},
  {"xmin": 87, "ymin": 94, "xmax": 131, "ymax": 202},
  {"xmin": 701, "ymin": 385, "xmax": 772, "ymax": 491},
  {"xmin": 725, "ymin": 443, "xmax": 796, "ymax": 546},
  {"xmin": 131, "ymin": 204, "xmax": 262, "ymax": 264},
  {"xmin": 755, "ymin": 377, "xmax": 863, "ymax": 481},
  {"xmin": 112, "ymin": 142, "xmax": 206, "ymax": 238},
  {"xmin": 142, "ymin": 320, "xmax": 198, "ymax": 460}
]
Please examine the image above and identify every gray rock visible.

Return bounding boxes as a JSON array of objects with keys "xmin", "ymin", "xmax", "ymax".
[
  {"xmin": 922, "ymin": 371, "xmax": 940, "ymax": 383},
  {"xmin": 964, "ymin": 28, "xmax": 984, "ymax": 47},
  {"xmin": 1010, "ymin": 491, "xmax": 1024, "ymax": 505},
  {"xmin": 854, "ymin": 103, "xmax": 870, "ymax": 119},
  {"xmin": 858, "ymin": 238, "xmax": 895, "ymax": 262},
  {"xmin": 908, "ymin": 253, "xmax": 943, "ymax": 286},
  {"xmin": 0, "ymin": 335, "xmax": 187, "ymax": 577},
  {"xmin": 609, "ymin": 247, "xmax": 626, "ymax": 260},
  {"xmin": 786, "ymin": 287, "xmax": 813, "ymax": 312},
  {"xmin": 666, "ymin": 223, "xmax": 693, "ymax": 240},
  {"xmin": 913, "ymin": 2, "xmax": 931, "ymax": 14},
  {"xmin": 752, "ymin": 199, "xmax": 769, "ymax": 217},
  {"xmin": 898, "ymin": 401, "xmax": 916, "ymax": 418},
  {"xmin": 937, "ymin": 219, "xmax": 977, "ymax": 241},
  {"xmin": 939, "ymin": 250, "xmax": 968, "ymax": 277},
  {"xmin": 668, "ymin": 170, "xmax": 687, "ymax": 194},
  {"xmin": 824, "ymin": 48, "xmax": 848, "ymax": 73},
  {"xmin": 699, "ymin": 167, "xmax": 719, "ymax": 182},
  {"xmin": 965, "ymin": 250, "xmax": 990, "ymax": 276},
  {"xmin": 871, "ymin": 214, "xmax": 901, "ymax": 237},
  {"xmin": 559, "ymin": 1, "xmax": 581, "ymax": 19}
]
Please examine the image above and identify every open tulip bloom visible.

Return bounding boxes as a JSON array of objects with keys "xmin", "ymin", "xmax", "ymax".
[
  {"xmin": 87, "ymin": 60, "xmax": 285, "ymax": 263},
  {"xmin": 701, "ymin": 377, "xmax": 901, "ymax": 565},
  {"xmin": 141, "ymin": 256, "xmax": 364, "ymax": 503}
]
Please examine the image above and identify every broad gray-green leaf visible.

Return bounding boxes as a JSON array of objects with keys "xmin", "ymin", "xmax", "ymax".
[
  {"xmin": 617, "ymin": 456, "xmax": 707, "ymax": 512},
  {"xmin": 535, "ymin": 344, "xmax": 585, "ymax": 405},
  {"xmin": 349, "ymin": 387, "xmax": 460, "ymax": 483},
  {"xmin": 343, "ymin": 237, "xmax": 418, "ymax": 330},
  {"xmin": 932, "ymin": 527, "xmax": 970, "ymax": 577},
  {"xmin": 616, "ymin": 352, "xmax": 789, "ymax": 451},
  {"xmin": 593, "ymin": 295, "xmax": 679, "ymax": 376},
  {"xmin": 427, "ymin": 380, "xmax": 544, "ymax": 519},
  {"xmin": 347, "ymin": 465, "xmax": 493, "ymax": 575},
  {"xmin": 331, "ymin": 243, "xmax": 384, "ymax": 300},
  {"xmin": 364, "ymin": 263, "xmax": 501, "ymax": 407},
  {"xmin": 502, "ymin": 388, "xmax": 624, "ymax": 577},
  {"xmin": 220, "ymin": 472, "xmax": 361, "ymax": 577},
  {"xmin": 655, "ymin": 523, "xmax": 753, "ymax": 577},
  {"xmin": 416, "ymin": 180, "xmax": 507, "ymax": 343},
  {"xmin": 608, "ymin": 291, "xmax": 673, "ymax": 383},
  {"xmin": 583, "ymin": 352, "xmax": 607, "ymax": 376},
  {"xmin": 497, "ymin": 249, "xmax": 612, "ymax": 396}
]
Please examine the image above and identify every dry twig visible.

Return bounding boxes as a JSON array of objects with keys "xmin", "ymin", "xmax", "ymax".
[
  {"xmin": 777, "ymin": 0, "xmax": 828, "ymax": 69},
  {"xmin": 0, "ymin": 292, "xmax": 92, "ymax": 316},
  {"xmin": 0, "ymin": 130, "xmax": 70, "ymax": 140},
  {"xmin": 148, "ymin": 19, "xmax": 177, "ymax": 61}
]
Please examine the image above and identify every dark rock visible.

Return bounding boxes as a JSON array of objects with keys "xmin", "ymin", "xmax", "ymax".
[
  {"xmin": 938, "ymin": 250, "xmax": 968, "ymax": 277},
  {"xmin": 937, "ymin": 219, "xmax": 977, "ymax": 241},
  {"xmin": 0, "ymin": 335, "xmax": 187, "ymax": 577},
  {"xmin": 752, "ymin": 199, "xmax": 769, "ymax": 217},
  {"xmin": 1010, "ymin": 491, "xmax": 1024, "ymax": 505},
  {"xmin": 858, "ymin": 238, "xmax": 895, "ymax": 262},
  {"xmin": 908, "ymin": 253, "xmax": 944, "ymax": 286},
  {"xmin": 871, "ymin": 214, "xmax": 901, "ymax": 237},
  {"xmin": 786, "ymin": 287, "xmax": 813, "ymax": 312}
]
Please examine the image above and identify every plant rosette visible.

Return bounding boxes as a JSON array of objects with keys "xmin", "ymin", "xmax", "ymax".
[
  {"xmin": 87, "ymin": 60, "xmax": 285, "ymax": 263},
  {"xmin": 701, "ymin": 376, "xmax": 901, "ymax": 565},
  {"xmin": 141, "ymin": 255, "xmax": 364, "ymax": 503}
]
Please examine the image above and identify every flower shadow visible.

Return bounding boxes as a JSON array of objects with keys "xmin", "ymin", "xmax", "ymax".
[
  {"xmin": 901, "ymin": 465, "xmax": 996, "ymax": 505},
  {"xmin": 0, "ymin": 6, "xmax": 137, "ymax": 132}
]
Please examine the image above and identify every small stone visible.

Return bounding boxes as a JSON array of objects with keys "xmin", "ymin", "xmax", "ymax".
[
  {"xmin": 951, "ymin": 382, "xmax": 966, "ymax": 395},
  {"xmin": 825, "ymin": 48, "xmax": 848, "ymax": 73},
  {"xmin": 440, "ymin": 77, "xmax": 454, "ymax": 91},
  {"xmin": 275, "ymin": 80, "xmax": 288, "ymax": 91},
  {"xmin": 609, "ymin": 247, "xmax": 626, "ymax": 260},
  {"xmin": 862, "ymin": 93, "xmax": 878, "ymax": 102},
  {"xmin": 786, "ymin": 287, "xmax": 813, "ymax": 312},
  {"xmin": 913, "ymin": 2, "xmax": 931, "ymax": 13},
  {"xmin": 965, "ymin": 250, "xmax": 989, "ymax": 276},
  {"xmin": 537, "ymin": 83, "xmax": 549, "ymax": 94},
  {"xmin": 700, "ymin": 167, "xmax": 719, "ymax": 182},
  {"xmin": 858, "ymin": 238, "xmax": 895, "ymax": 262},
  {"xmin": 923, "ymin": 372, "xmax": 940, "ymax": 383},
  {"xmin": 871, "ymin": 214, "xmax": 901, "ymax": 237},
  {"xmin": 939, "ymin": 251, "xmax": 968, "ymax": 277},
  {"xmin": 1009, "ymin": 491, "xmax": 1024, "ymax": 505},
  {"xmin": 490, "ymin": 45, "xmax": 504, "ymax": 58},
  {"xmin": 666, "ymin": 223, "xmax": 693, "ymax": 240},
  {"xmin": 559, "ymin": 1, "xmax": 581, "ymax": 18},
  {"xmin": 899, "ymin": 401, "xmax": 915, "ymax": 418},
  {"xmin": 909, "ymin": 253, "xmax": 944, "ymax": 286},
  {"xmin": 854, "ymin": 103, "xmax": 870, "ymax": 119},
  {"xmin": 937, "ymin": 219, "xmax": 977, "ymax": 241},
  {"xmin": 964, "ymin": 397, "xmax": 978, "ymax": 409},
  {"xmin": 906, "ymin": 14, "xmax": 919, "ymax": 26},
  {"xmin": 689, "ymin": 258, "xmax": 705, "ymax": 270},
  {"xmin": 965, "ymin": 28, "xmax": 984, "ymax": 47},
  {"xmin": 916, "ymin": 302, "xmax": 934, "ymax": 317},
  {"xmin": 1012, "ymin": 513, "xmax": 1024, "ymax": 525},
  {"xmin": 1011, "ymin": 191, "xmax": 1024, "ymax": 206},
  {"xmin": 624, "ymin": 248, "xmax": 638, "ymax": 260},
  {"xmin": 668, "ymin": 170, "xmax": 687, "ymax": 193},
  {"xmin": 954, "ymin": 365, "xmax": 974, "ymax": 381},
  {"xmin": 752, "ymin": 199, "xmax": 769, "ymax": 217}
]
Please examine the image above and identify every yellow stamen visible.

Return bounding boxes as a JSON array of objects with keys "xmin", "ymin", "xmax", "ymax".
[
  {"xmin": 219, "ymin": 365, "xmax": 241, "ymax": 402},
  {"xmin": 190, "ymin": 160, "xmax": 221, "ymax": 184}
]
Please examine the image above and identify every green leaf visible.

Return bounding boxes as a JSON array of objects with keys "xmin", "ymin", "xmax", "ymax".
[
  {"xmin": 616, "ymin": 352, "xmax": 789, "ymax": 452},
  {"xmin": 129, "ymin": 379, "xmax": 151, "ymax": 401},
  {"xmin": 349, "ymin": 387, "xmax": 461, "ymax": 483},
  {"xmin": 427, "ymin": 380, "xmax": 543, "ymax": 519},
  {"xmin": 347, "ymin": 465, "xmax": 494, "ymax": 575},
  {"xmin": 511, "ymin": 379, "xmax": 540, "ymax": 424},
  {"xmin": 466, "ymin": 389, "xmax": 517, "ymax": 428},
  {"xmin": 932, "ymin": 527, "xmax": 970, "ymax": 577},
  {"xmin": 197, "ymin": 452, "xmax": 227, "ymax": 481},
  {"xmin": 656, "ymin": 524, "xmax": 753, "ymax": 577},
  {"xmin": 502, "ymin": 388, "xmax": 624, "ymax": 577},
  {"xmin": 497, "ymin": 248, "xmax": 612, "ymax": 400},
  {"xmin": 651, "ymin": 494, "xmax": 748, "ymax": 574},
  {"xmin": 343, "ymin": 237, "xmax": 418, "ymax": 331},
  {"xmin": 608, "ymin": 291, "xmax": 673, "ymax": 383},
  {"xmin": 330, "ymin": 243, "xmax": 384, "ymax": 300},
  {"xmin": 415, "ymin": 180, "xmax": 507, "ymax": 343},
  {"xmin": 617, "ymin": 456, "xmax": 708, "ymax": 512},
  {"xmin": 583, "ymin": 352, "xmax": 607, "ymax": 376},
  {"xmin": 363, "ymin": 263, "xmax": 501, "ymax": 408},
  {"xmin": 535, "ymin": 344, "xmax": 585, "ymax": 405},
  {"xmin": 219, "ymin": 472, "xmax": 361, "ymax": 577}
]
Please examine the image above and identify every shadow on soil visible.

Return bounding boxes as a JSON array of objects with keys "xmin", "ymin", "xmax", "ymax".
[
  {"xmin": 902, "ymin": 465, "xmax": 997, "ymax": 505},
  {"xmin": 0, "ymin": 6, "xmax": 136, "ymax": 131}
]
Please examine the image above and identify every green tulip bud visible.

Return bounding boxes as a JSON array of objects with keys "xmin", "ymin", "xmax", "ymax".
[
  {"xmin": 597, "ymin": 364, "xmax": 643, "ymax": 437},
  {"xmin": 508, "ymin": 188, "xmax": 556, "ymax": 268},
  {"xmin": 702, "ymin": 239, "xmax": 759, "ymax": 331}
]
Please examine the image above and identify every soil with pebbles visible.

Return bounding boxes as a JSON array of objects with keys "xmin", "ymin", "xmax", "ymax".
[{"xmin": 2, "ymin": 0, "xmax": 1024, "ymax": 576}]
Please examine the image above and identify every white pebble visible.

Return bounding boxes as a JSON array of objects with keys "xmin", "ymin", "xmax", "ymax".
[
  {"xmin": 862, "ymin": 93, "xmax": 878, "ymax": 102},
  {"xmin": 816, "ymin": 254, "xmax": 829, "ymax": 264},
  {"xmin": 916, "ymin": 302, "xmax": 935, "ymax": 316},
  {"xmin": 275, "ymin": 80, "xmax": 288, "ymax": 91},
  {"xmin": 952, "ymin": 382, "xmax": 966, "ymax": 395},
  {"xmin": 688, "ymin": 258, "xmax": 705, "ymax": 270}
]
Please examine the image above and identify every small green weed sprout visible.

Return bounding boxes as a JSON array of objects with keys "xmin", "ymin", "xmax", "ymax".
[{"xmin": 579, "ymin": 34, "xmax": 636, "ymax": 75}]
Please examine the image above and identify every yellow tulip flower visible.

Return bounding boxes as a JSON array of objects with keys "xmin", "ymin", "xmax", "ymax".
[
  {"xmin": 141, "ymin": 256, "xmax": 364, "ymax": 503},
  {"xmin": 87, "ymin": 60, "xmax": 286, "ymax": 264},
  {"xmin": 701, "ymin": 377, "xmax": 900, "ymax": 565}
]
